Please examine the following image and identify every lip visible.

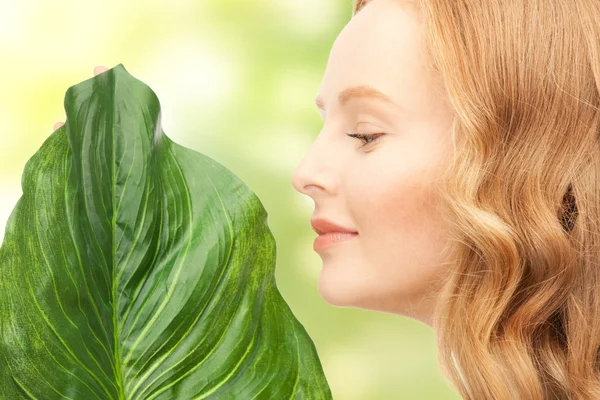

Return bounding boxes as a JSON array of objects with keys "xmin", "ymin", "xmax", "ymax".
[
  {"xmin": 313, "ymin": 231, "xmax": 358, "ymax": 252},
  {"xmin": 310, "ymin": 218, "xmax": 358, "ymax": 235},
  {"xmin": 310, "ymin": 217, "xmax": 359, "ymax": 252}
]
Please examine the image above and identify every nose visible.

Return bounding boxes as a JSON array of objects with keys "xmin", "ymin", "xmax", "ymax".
[
  {"xmin": 291, "ymin": 135, "xmax": 334, "ymax": 198},
  {"xmin": 291, "ymin": 155, "xmax": 319, "ymax": 197}
]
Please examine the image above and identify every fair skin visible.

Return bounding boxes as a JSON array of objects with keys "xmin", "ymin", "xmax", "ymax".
[{"xmin": 291, "ymin": 0, "xmax": 456, "ymax": 327}]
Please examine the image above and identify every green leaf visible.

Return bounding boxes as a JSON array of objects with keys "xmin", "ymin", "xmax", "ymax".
[{"xmin": 0, "ymin": 63, "xmax": 332, "ymax": 400}]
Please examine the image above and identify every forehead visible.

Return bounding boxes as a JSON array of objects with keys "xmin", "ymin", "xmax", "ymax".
[{"xmin": 317, "ymin": 0, "xmax": 426, "ymax": 112}]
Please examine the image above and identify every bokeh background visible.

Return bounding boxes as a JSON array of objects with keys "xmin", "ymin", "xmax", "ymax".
[{"xmin": 0, "ymin": 1, "xmax": 461, "ymax": 398}]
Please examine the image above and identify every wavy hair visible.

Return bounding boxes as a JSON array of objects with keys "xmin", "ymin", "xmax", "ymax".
[{"xmin": 353, "ymin": 0, "xmax": 600, "ymax": 398}]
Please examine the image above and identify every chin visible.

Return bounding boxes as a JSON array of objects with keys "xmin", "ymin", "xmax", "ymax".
[
  {"xmin": 317, "ymin": 265, "xmax": 364, "ymax": 308},
  {"xmin": 317, "ymin": 265, "xmax": 408, "ymax": 315}
]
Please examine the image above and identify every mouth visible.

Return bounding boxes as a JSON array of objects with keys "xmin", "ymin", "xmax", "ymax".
[
  {"xmin": 313, "ymin": 232, "xmax": 358, "ymax": 252},
  {"xmin": 310, "ymin": 217, "xmax": 358, "ymax": 236}
]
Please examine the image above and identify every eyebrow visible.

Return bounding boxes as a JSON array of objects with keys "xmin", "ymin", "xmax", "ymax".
[{"xmin": 315, "ymin": 85, "xmax": 398, "ymax": 111}]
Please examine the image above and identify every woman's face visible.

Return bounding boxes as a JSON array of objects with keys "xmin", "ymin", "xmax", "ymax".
[{"xmin": 291, "ymin": 0, "xmax": 456, "ymax": 327}]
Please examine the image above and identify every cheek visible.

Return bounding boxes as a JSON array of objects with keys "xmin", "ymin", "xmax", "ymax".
[
  {"xmin": 348, "ymin": 150, "xmax": 448, "ymax": 276},
  {"xmin": 360, "ymin": 170, "xmax": 433, "ymax": 247},
  {"xmin": 349, "ymin": 131, "xmax": 451, "ymax": 240},
  {"xmin": 350, "ymin": 151, "xmax": 436, "ymax": 238}
]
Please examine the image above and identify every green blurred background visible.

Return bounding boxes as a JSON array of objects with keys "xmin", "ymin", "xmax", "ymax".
[{"xmin": 0, "ymin": 0, "xmax": 461, "ymax": 398}]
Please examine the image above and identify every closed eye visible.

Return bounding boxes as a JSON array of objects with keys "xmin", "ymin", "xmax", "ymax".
[{"xmin": 345, "ymin": 132, "xmax": 384, "ymax": 147}]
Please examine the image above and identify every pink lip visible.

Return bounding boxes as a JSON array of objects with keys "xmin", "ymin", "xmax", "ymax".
[
  {"xmin": 313, "ymin": 232, "xmax": 359, "ymax": 252},
  {"xmin": 310, "ymin": 218, "xmax": 358, "ymax": 235}
]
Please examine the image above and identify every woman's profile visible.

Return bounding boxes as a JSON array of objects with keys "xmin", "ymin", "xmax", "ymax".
[{"xmin": 291, "ymin": 0, "xmax": 600, "ymax": 398}]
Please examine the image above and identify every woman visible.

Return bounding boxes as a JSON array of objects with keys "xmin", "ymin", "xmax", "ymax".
[
  {"xmin": 56, "ymin": 0, "xmax": 600, "ymax": 398},
  {"xmin": 292, "ymin": 0, "xmax": 600, "ymax": 399}
]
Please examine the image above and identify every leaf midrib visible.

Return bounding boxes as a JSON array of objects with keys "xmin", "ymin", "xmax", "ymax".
[{"xmin": 110, "ymin": 75, "xmax": 126, "ymax": 400}]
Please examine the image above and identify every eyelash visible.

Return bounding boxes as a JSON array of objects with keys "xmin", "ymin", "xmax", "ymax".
[{"xmin": 345, "ymin": 132, "xmax": 383, "ymax": 147}]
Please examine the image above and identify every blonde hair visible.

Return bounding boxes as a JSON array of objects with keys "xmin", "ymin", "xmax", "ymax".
[{"xmin": 353, "ymin": 0, "xmax": 600, "ymax": 398}]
